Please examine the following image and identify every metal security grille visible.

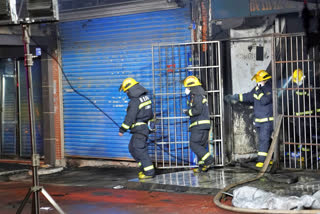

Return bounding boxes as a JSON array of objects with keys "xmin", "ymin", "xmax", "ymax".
[
  {"xmin": 272, "ymin": 33, "xmax": 320, "ymax": 170},
  {"xmin": 152, "ymin": 41, "xmax": 223, "ymax": 169}
]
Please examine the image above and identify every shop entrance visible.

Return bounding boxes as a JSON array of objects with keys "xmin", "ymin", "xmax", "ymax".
[{"xmin": 0, "ymin": 58, "xmax": 43, "ymax": 158}]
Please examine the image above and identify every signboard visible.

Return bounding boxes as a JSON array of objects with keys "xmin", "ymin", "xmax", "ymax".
[{"xmin": 212, "ymin": 0, "xmax": 316, "ymax": 19}]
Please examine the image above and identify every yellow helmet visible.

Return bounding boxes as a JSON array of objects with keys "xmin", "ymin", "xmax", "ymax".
[
  {"xmin": 120, "ymin": 78, "xmax": 139, "ymax": 92},
  {"xmin": 251, "ymin": 70, "xmax": 271, "ymax": 82},
  {"xmin": 183, "ymin": 76, "xmax": 201, "ymax": 87},
  {"xmin": 293, "ymin": 68, "xmax": 303, "ymax": 83}
]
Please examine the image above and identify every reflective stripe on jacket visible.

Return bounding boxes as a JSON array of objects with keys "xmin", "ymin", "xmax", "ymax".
[
  {"xmin": 238, "ymin": 80, "xmax": 273, "ymax": 123},
  {"xmin": 293, "ymin": 88, "xmax": 314, "ymax": 116},
  {"xmin": 186, "ymin": 87, "xmax": 210, "ymax": 130},
  {"xmin": 120, "ymin": 85, "xmax": 153, "ymax": 135}
]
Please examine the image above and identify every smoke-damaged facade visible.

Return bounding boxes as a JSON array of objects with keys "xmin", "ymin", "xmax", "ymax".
[
  {"xmin": 213, "ymin": 0, "xmax": 320, "ymax": 167},
  {"xmin": 0, "ymin": 0, "xmax": 319, "ymax": 170}
]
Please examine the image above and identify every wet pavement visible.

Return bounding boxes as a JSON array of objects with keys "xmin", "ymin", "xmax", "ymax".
[
  {"xmin": 3, "ymin": 162, "xmax": 320, "ymax": 197},
  {"xmin": 0, "ymin": 182, "xmax": 238, "ymax": 214},
  {"xmin": 127, "ymin": 167, "xmax": 257, "ymax": 195},
  {"xmin": 0, "ymin": 162, "xmax": 30, "ymax": 171},
  {"xmin": 33, "ymin": 166, "xmax": 140, "ymax": 188},
  {"xmin": 0, "ymin": 162, "xmax": 30, "ymax": 182},
  {"xmin": 128, "ymin": 166, "xmax": 320, "ymax": 197},
  {"xmin": 1, "ymin": 162, "xmax": 320, "ymax": 213}
]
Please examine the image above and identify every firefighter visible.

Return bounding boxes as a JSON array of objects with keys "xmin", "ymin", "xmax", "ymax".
[
  {"xmin": 182, "ymin": 76, "xmax": 214, "ymax": 173},
  {"xmin": 224, "ymin": 70, "xmax": 273, "ymax": 168},
  {"xmin": 290, "ymin": 69, "xmax": 314, "ymax": 158},
  {"xmin": 118, "ymin": 78, "xmax": 155, "ymax": 179}
]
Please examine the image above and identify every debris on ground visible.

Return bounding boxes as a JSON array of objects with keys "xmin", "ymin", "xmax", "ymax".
[{"xmin": 232, "ymin": 186, "xmax": 320, "ymax": 210}]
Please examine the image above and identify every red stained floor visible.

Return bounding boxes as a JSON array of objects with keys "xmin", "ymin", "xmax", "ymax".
[{"xmin": 0, "ymin": 182, "xmax": 240, "ymax": 214}]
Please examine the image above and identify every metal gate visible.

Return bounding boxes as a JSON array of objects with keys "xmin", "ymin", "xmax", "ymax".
[
  {"xmin": 152, "ymin": 41, "xmax": 223, "ymax": 169},
  {"xmin": 272, "ymin": 33, "xmax": 320, "ymax": 170},
  {"xmin": 0, "ymin": 58, "xmax": 43, "ymax": 157}
]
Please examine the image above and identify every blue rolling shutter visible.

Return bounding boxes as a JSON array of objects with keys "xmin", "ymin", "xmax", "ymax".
[{"xmin": 60, "ymin": 8, "xmax": 191, "ymax": 159}]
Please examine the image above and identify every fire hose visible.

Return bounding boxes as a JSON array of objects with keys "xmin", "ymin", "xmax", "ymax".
[{"xmin": 213, "ymin": 114, "xmax": 320, "ymax": 213}]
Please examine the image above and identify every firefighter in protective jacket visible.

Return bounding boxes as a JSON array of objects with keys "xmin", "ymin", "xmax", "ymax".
[
  {"xmin": 182, "ymin": 76, "xmax": 214, "ymax": 173},
  {"xmin": 119, "ymin": 78, "xmax": 155, "ymax": 179},
  {"xmin": 224, "ymin": 70, "xmax": 273, "ymax": 168},
  {"xmin": 289, "ymin": 69, "xmax": 315, "ymax": 158}
]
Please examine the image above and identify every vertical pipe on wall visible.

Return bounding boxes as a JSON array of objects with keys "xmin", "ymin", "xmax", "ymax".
[{"xmin": 41, "ymin": 53, "xmax": 56, "ymax": 166}]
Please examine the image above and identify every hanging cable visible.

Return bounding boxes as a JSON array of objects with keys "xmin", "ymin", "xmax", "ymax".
[
  {"xmin": 29, "ymin": 30, "xmax": 195, "ymax": 165},
  {"xmin": 27, "ymin": 31, "xmax": 120, "ymax": 128}
]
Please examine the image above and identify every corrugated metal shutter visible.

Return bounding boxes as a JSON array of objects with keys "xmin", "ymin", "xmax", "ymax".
[{"xmin": 60, "ymin": 8, "xmax": 191, "ymax": 159}]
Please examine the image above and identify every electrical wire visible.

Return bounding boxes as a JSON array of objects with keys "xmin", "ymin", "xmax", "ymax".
[
  {"xmin": 29, "ymin": 30, "xmax": 196, "ymax": 166},
  {"xmin": 27, "ymin": 30, "xmax": 120, "ymax": 128}
]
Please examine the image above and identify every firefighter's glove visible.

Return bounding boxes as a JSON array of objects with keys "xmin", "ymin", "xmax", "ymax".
[
  {"xmin": 183, "ymin": 109, "xmax": 189, "ymax": 116},
  {"xmin": 224, "ymin": 94, "xmax": 238, "ymax": 105},
  {"xmin": 148, "ymin": 120, "xmax": 156, "ymax": 132},
  {"xmin": 119, "ymin": 127, "xmax": 126, "ymax": 134}
]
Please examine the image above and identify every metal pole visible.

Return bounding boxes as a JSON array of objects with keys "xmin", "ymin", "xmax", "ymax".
[
  {"xmin": 278, "ymin": 36, "xmax": 284, "ymax": 168},
  {"xmin": 285, "ymin": 36, "xmax": 291, "ymax": 168},
  {"xmin": 312, "ymin": 46, "xmax": 319, "ymax": 170},
  {"xmin": 179, "ymin": 45, "xmax": 184, "ymax": 166},
  {"xmin": 272, "ymin": 35, "xmax": 279, "ymax": 169},
  {"xmin": 165, "ymin": 47, "xmax": 171, "ymax": 167},
  {"xmin": 171, "ymin": 45, "xmax": 177, "ymax": 167},
  {"xmin": 218, "ymin": 41, "xmax": 223, "ymax": 166},
  {"xmin": 290, "ymin": 36, "xmax": 297, "ymax": 168},
  {"xmin": 22, "ymin": 24, "xmax": 40, "ymax": 214},
  {"xmin": 17, "ymin": 23, "xmax": 65, "ymax": 214},
  {"xmin": 159, "ymin": 46, "xmax": 164, "ymax": 168}
]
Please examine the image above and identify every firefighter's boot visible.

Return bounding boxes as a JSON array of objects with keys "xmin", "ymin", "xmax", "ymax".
[
  {"xmin": 138, "ymin": 172, "xmax": 154, "ymax": 180},
  {"xmin": 255, "ymin": 161, "xmax": 273, "ymax": 168},
  {"xmin": 193, "ymin": 165, "xmax": 210, "ymax": 173}
]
